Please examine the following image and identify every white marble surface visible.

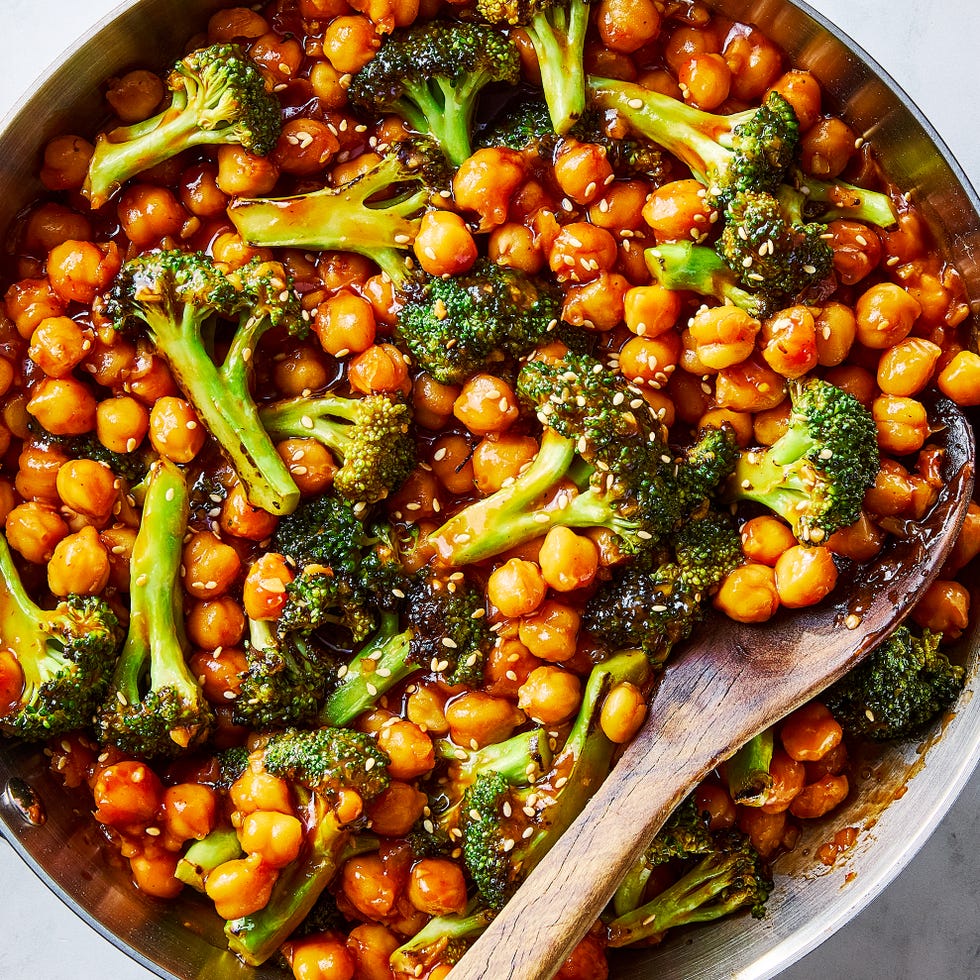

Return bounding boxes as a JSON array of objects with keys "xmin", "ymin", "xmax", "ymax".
[{"xmin": 0, "ymin": 1, "xmax": 978, "ymax": 978}]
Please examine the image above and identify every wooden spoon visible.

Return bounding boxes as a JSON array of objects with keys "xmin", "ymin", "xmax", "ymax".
[{"xmin": 452, "ymin": 396, "xmax": 975, "ymax": 980}]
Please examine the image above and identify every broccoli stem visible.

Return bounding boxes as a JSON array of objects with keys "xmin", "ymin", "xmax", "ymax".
[
  {"xmin": 613, "ymin": 855, "xmax": 653, "ymax": 919},
  {"xmin": 527, "ymin": 2, "xmax": 590, "ymax": 135},
  {"xmin": 801, "ymin": 176, "xmax": 897, "ymax": 227},
  {"xmin": 726, "ymin": 729, "xmax": 775, "ymax": 806},
  {"xmin": 142, "ymin": 306, "xmax": 299, "ymax": 515},
  {"xmin": 438, "ymin": 727, "xmax": 553, "ymax": 786},
  {"xmin": 390, "ymin": 905, "xmax": 496, "ymax": 974},
  {"xmin": 175, "ymin": 827, "xmax": 243, "ymax": 892},
  {"xmin": 317, "ymin": 615, "xmax": 416, "ymax": 726},
  {"xmin": 0, "ymin": 532, "xmax": 56, "ymax": 681},
  {"xmin": 260, "ymin": 394, "xmax": 358, "ymax": 460},
  {"xmin": 399, "ymin": 77, "xmax": 482, "ymax": 166},
  {"xmin": 225, "ymin": 797, "xmax": 350, "ymax": 966}
]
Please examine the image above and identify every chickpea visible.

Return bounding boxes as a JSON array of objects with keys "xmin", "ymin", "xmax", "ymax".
[
  {"xmin": 23, "ymin": 202, "xmax": 92, "ymax": 253},
  {"xmin": 689, "ymin": 305, "xmax": 760, "ymax": 370},
  {"xmin": 814, "ymin": 302, "xmax": 857, "ymax": 367},
  {"xmin": 624, "ymin": 284, "xmax": 682, "ymax": 338},
  {"xmin": 596, "ymin": 0, "xmax": 661, "ymax": 53},
  {"xmin": 56, "ymin": 458, "xmax": 118, "ymax": 526},
  {"xmin": 348, "ymin": 343, "xmax": 410, "ymax": 395},
  {"xmin": 678, "ymin": 52, "xmax": 732, "ymax": 110},
  {"xmin": 827, "ymin": 510, "xmax": 885, "ymax": 563},
  {"xmin": 161, "ymin": 783, "xmax": 218, "ymax": 843},
  {"xmin": 365, "ymin": 781, "xmax": 428, "ymax": 837},
  {"xmin": 243, "ymin": 552, "xmax": 294, "ymax": 621},
  {"xmin": 774, "ymin": 545, "xmax": 838, "ymax": 607},
  {"xmin": 740, "ymin": 516, "xmax": 796, "ymax": 566},
  {"xmin": 801, "ymin": 117, "xmax": 856, "ymax": 178},
  {"xmin": 106, "ymin": 69, "xmax": 164, "ymax": 123},
  {"xmin": 346, "ymin": 923, "xmax": 401, "ymax": 980},
  {"xmin": 412, "ymin": 374, "xmax": 460, "ymax": 431},
  {"xmin": 189, "ymin": 646, "xmax": 247, "ymax": 704},
  {"xmin": 538, "ymin": 526, "xmax": 599, "ymax": 592},
  {"xmin": 715, "ymin": 355, "xmax": 787, "ymax": 413},
  {"xmin": 489, "ymin": 222, "xmax": 545, "ymax": 275},
  {"xmin": 757, "ymin": 748, "xmax": 806, "ymax": 813},
  {"xmin": 40, "ymin": 135, "xmax": 95, "ymax": 192},
  {"xmin": 487, "ymin": 558, "xmax": 547, "ymax": 618},
  {"xmin": 724, "ymin": 28, "xmax": 783, "ymax": 101},
  {"xmin": 788, "ymin": 773, "xmax": 849, "ymax": 820},
  {"xmin": 212, "ymin": 232, "xmax": 273, "ymax": 271},
  {"xmin": 413, "ymin": 210, "xmax": 478, "ymax": 276},
  {"xmin": 619, "ymin": 332, "xmax": 681, "ymax": 387},
  {"xmin": 129, "ymin": 844, "xmax": 183, "ymax": 899},
  {"xmin": 518, "ymin": 665, "xmax": 582, "ymax": 725},
  {"xmin": 220, "ymin": 482, "xmax": 279, "ymax": 541},
  {"xmin": 693, "ymin": 780, "xmax": 737, "ymax": 830},
  {"xmin": 273, "ymin": 345, "xmax": 331, "ymax": 397},
  {"xmin": 408, "ymin": 858, "xmax": 468, "ymax": 916},
  {"xmin": 5, "ymin": 501, "xmax": 69, "ymax": 564},
  {"xmin": 642, "ymin": 179, "xmax": 712, "ymax": 243},
  {"xmin": 876, "ymin": 338, "xmax": 941, "ymax": 396},
  {"xmin": 472, "ymin": 433, "xmax": 539, "ymax": 495},
  {"xmin": 453, "ymin": 148, "xmax": 526, "ymax": 228},
  {"xmin": 767, "ymin": 70, "xmax": 822, "ymax": 131},
  {"xmin": 588, "ymin": 179, "xmax": 649, "ymax": 232},
  {"xmin": 47, "ymin": 526, "xmax": 111, "ymax": 596},
  {"xmin": 714, "ymin": 563, "xmax": 780, "ymax": 623},
  {"xmin": 549, "ymin": 222, "xmax": 618, "ymax": 283},
  {"xmin": 664, "ymin": 25, "xmax": 723, "ymax": 75},
  {"xmin": 27, "ymin": 377, "xmax": 98, "ymax": 435},
  {"xmin": 92, "ymin": 760, "xmax": 164, "ymax": 830},
  {"xmin": 309, "ymin": 61, "xmax": 348, "ymax": 110},
  {"xmin": 761, "ymin": 306, "xmax": 818, "ymax": 379},
  {"xmin": 553, "ymin": 139, "xmax": 613, "ymax": 206},
  {"xmin": 872, "ymin": 395, "xmax": 929, "ymax": 455},
  {"xmin": 249, "ymin": 31, "xmax": 303, "ymax": 81},
  {"xmin": 179, "ymin": 162, "xmax": 229, "ymax": 218},
  {"xmin": 239, "ymin": 811, "xmax": 304, "ymax": 868},
  {"xmin": 946, "ymin": 501, "xmax": 980, "ymax": 574},
  {"xmin": 182, "ymin": 530, "xmax": 243, "ymax": 601},
  {"xmin": 445, "ymin": 692, "xmax": 524, "ymax": 749},
  {"xmin": 276, "ymin": 439, "xmax": 337, "ymax": 496},
  {"xmin": 827, "ymin": 220, "xmax": 882, "ymax": 286},
  {"xmin": 96, "ymin": 395, "xmax": 150, "ymax": 454},
  {"xmin": 562, "ymin": 273, "xmax": 630, "ymax": 332},
  {"xmin": 600, "ymin": 682, "xmax": 647, "ymax": 744},
  {"xmin": 453, "ymin": 374, "xmax": 520, "ymax": 435},
  {"xmin": 855, "ymin": 282, "xmax": 920, "ymax": 349},
  {"xmin": 287, "ymin": 934, "xmax": 356, "ymax": 980},
  {"xmin": 912, "ymin": 579, "xmax": 970, "ymax": 639},
  {"xmin": 4, "ymin": 277, "xmax": 67, "ymax": 339},
  {"xmin": 377, "ymin": 719, "xmax": 435, "ymax": 780},
  {"xmin": 484, "ymin": 637, "xmax": 543, "ymax": 700},
  {"xmin": 737, "ymin": 806, "xmax": 787, "ymax": 859},
  {"xmin": 148, "ymin": 396, "xmax": 205, "ymax": 462},
  {"xmin": 937, "ymin": 350, "xmax": 980, "ymax": 406},
  {"xmin": 216, "ymin": 145, "xmax": 280, "ymax": 196},
  {"xmin": 230, "ymin": 769, "xmax": 293, "ymax": 816},
  {"xmin": 781, "ymin": 702, "xmax": 843, "ymax": 763},
  {"xmin": 322, "ymin": 15, "xmax": 381, "ymax": 74},
  {"xmin": 117, "ymin": 185, "xmax": 187, "ymax": 248},
  {"xmin": 273, "ymin": 118, "xmax": 340, "ymax": 176},
  {"xmin": 823, "ymin": 363, "xmax": 877, "ymax": 408},
  {"xmin": 341, "ymin": 853, "xmax": 398, "ymax": 920},
  {"xmin": 208, "ymin": 7, "xmax": 269, "ymax": 42},
  {"xmin": 206, "ymin": 854, "xmax": 279, "ymax": 920},
  {"xmin": 29, "ymin": 316, "xmax": 89, "ymax": 378},
  {"xmin": 16, "ymin": 441, "xmax": 69, "ymax": 503},
  {"xmin": 519, "ymin": 599, "xmax": 581, "ymax": 663}
]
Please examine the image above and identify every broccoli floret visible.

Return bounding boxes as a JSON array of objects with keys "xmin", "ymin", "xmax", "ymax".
[
  {"xmin": 228, "ymin": 141, "xmax": 439, "ymax": 283},
  {"xmin": 83, "ymin": 43, "xmax": 280, "ymax": 208},
  {"xmin": 215, "ymin": 744, "xmax": 250, "ymax": 788},
  {"xmin": 718, "ymin": 188, "xmax": 833, "ymax": 302},
  {"xmin": 271, "ymin": 494, "xmax": 372, "ymax": 571},
  {"xmin": 280, "ymin": 568, "xmax": 377, "ymax": 644},
  {"xmin": 33, "ymin": 426, "xmax": 152, "ymax": 485},
  {"xmin": 583, "ymin": 510, "xmax": 741, "ymax": 664},
  {"xmin": 728, "ymin": 378, "xmax": 880, "ymax": 544},
  {"xmin": 224, "ymin": 728, "xmax": 390, "ymax": 965},
  {"xmin": 476, "ymin": 97, "xmax": 559, "ymax": 156},
  {"xmin": 104, "ymin": 251, "xmax": 304, "ymax": 515},
  {"xmin": 97, "ymin": 459, "xmax": 213, "ymax": 757},
  {"xmin": 260, "ymin": 391, "xmax": 415, "ymax": 506},
  {"xmin": 348, "ymin": 21, "xmax": 520, "ymax": 166},
  {"xmin": 429, "ymin": 351, "xmax": 734, "ymax": 565},
  {"xmin": 390, "ymin": 905, "xmax": 496, "ymax": 975},
  {"xmin": 477, "ymin": 0, "xmax": 591, "ymax": 135},
  {"xmin": 726, "ymin": 729, "xmax": 776, "ymax": 807},
  {"xmin": 458, "ymin": 653, "xmax": 649, "ymax": 909},
  {"xmin": 0, "ymin": 539, "xmax": 122, "ymax": 741},
  {"xmin": 607, "ymin": 828, "xmax": 772, "ymax": 946},
  {"xmin": 396, "ymin": 259, "xmax": 564, "ymax": 385},
  {"xmin": 825, "ymin": 626, "xmax": 965, "ymax": 742},
  {"xmin": 612, "ymin": 796, "xmax": 716, "ymax": 917},
  {"xmin": 406, "ymin": 573, "xmax": 492, "ymax": 687}
]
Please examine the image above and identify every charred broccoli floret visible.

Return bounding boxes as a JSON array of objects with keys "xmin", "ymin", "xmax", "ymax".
[
  {"xmin": 0, "ymin": 536, "xmax": 122, "ymax": 740},
  {"xmin": 348, "ymin": 21, "xmax": 520, "ymax": 166},
  {"xmin": 728, "ymin": 378, "xmax": 880, "ymax": 543},
  {"xmin": 84, "ymin": 43, "xmax": 280, "ymax": 207},
  {"xmin": 97, "ymin": 460, "xmax": 213, "ymax": 757},
  {"xmin": 104, "ymin": 251, "xmax": 304, "ymax": 515},
  {"xmin": 825, "ymin": 625, "xmax": 965, "ymax": 741}
]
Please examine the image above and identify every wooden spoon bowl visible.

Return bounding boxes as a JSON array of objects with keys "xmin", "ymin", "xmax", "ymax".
[{"xmin": 453, "ymin": 395, "xmax": 975, "ymax": 980}]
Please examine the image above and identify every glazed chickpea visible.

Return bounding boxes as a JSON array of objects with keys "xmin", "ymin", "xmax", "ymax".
[
  {"xmin": 365, "ymin": 781, "xmax": 428, "ymax": 838},
  {"xmin": 28, "ymin": 316, "xmax": 89, "ymax": 378},
  {"xmin": 249, "ymin": 31, "xmax": 303, "ymax": 81},
  {"xmin": 714, "ymin": 563, "xmax": 780, "ymax": 623},
  {"xmin": 912, "ymin": 579, "xmax": 970, "ymax": 639},
  {"xmin": 56, "ymin": 459, "xmax": 118, "ymax": 526},
  {"xmin": 239, "ymin": 811, "xmax": 304, "ymax": 868},
  {"xmin": 230, "ymin": 769, "xmax": 293, "ymax": 816},
  {"xmin": 471, "ymin": 433, "xmax": 539, "ymax": 495},
  {"xmin": 220, "ymin": 482, "xmax": 279, "ymax": 541},
  {"xmin": 413, "ymin": 210, "xmax": 478, "ymax": 276},
  {"xmin": 715, "ymin": 356, "xmax": 787, "ymax": 412},
  {"xmin": 664, "ymin": 24, "xmax": 723, "ymax": 74},
  {"xmin": 642, "ymin": 179, "xmax": 712, "ymax": 242},
  {"xmin": 92, "ymin": 760, "xmax": 164, "ymax": 830},
  {"xmin": 453, "ymin": 148, "xmax": 526, "ymax": 228},
  {"xmin": 518, "ymin": 599, "xmax": 581, "ymax": 663},
  {"xmin": 117, "ymin": 185, "xmax": 187, "ymax": 247},
  {"xmin": 781, "ymin": 702, "xmax": 843, "ymax": 763},
  {"xmin": 15, "ymin": 441, "xmax": 69, "ymax": 503},
  {"xmin": 738, "ymin": 806, "xmax": 787, "ymax": 859},
  {"xmin": 346, "ymin": 923, "xmax": 401, "ymax": 980},
  {"xmin": 412, "ymin": 374, "xmax": 460, "ymax": 430},
  {"xmin": 208, "ymin": 6, "xmax": 269, "ymax": 42},
  {"xmin": 276, "ymin": 439, "xmax": 338, "ymax": 496},
  {"xmin": 182, "ymin": 530, "xmax": 243, "ymax": 601},
  {"xmin": 484, "ymin": 637, "xmax": 543, "ymax": 700},
  {"xmin": 148, "ymin": 396, "xmax": 206, "ymax": 462},
  {"xmin": 549, "ymin": 222, "xmax": 618, "ymax": 283},
  {"xmin": 938, "ymin": 350, "xmax": 980, "ymax": 406},
  {"xmin": 216, "ymin": 145, "xmax": 280, "ymax": 196},
  {"xmin": 489, "ymin": 222, "xmax": 545, "ymax": 275},
  {"xmin": 538, "ymin": 526, "xmax": 599, "ymax": 592},
  {"xmin": 596, "ymin": 0, "xmax": 661, "ymax": 53},
  {"xmin": 243, "ymin": 552, "xmax": 294, "ymax": 621},
  {"xmin": 562, "ymin": 273, "xmax": 630, "ymax": 332},
  {"xmin": 47, "ymin": 526, "xmax": 111, "ymax": 596},
  {"xmin": 689, "ymin": 305, "xmax": 760, "ymax": 369},
  {"xmin": 309, "ymin": 61, "xmax": 348, "ymax": 110},
  {"xmin": 273, "ymin": 345, "xmax": 331, "ymax": 398},
  {"xmin": 827, "ymin": 511, "xmax": 885, "ymax": 563},
  {"xmin": 761, "ymin": 306, "xmax": 818, "ymax": 379},
  {"xmin": 872, "ymin": 395, "xmax": 929, "ymax": 455},
  {"xmin": 678, "ymin": 52, "xmax": 731, "ymax": 110},
  {"xmin": 814, "ymin": 302, "xmax": 857, "ymax": 367},
  {"xmin": 288, "ymin": 935, "xmax": 356, "ymax": 980},
  {"xmin": 127, "ymin": 347, "xmax": 179, "ymax": 403},
  {"xmin": 801, "ymin": 116, "xmax": 856, "ymax": 178},
  {"xmin": 377, "ymin": 719, "xmax": 435, "ymax": 780},
  {"xmin": 205, "ymin": 854, "xmax": 279, "ymax": 920},
  {"xmin": 430, "ymin": 434, "xmax": 475, "ymax": 495},
  {"xmin": 106, "ymin": 69, "xmax": 164, "ymax": 123},
  {"xmin": 740, "ymin": 515, "xmax": 796, "ymax": 566},
  {"xmin": 788, "ymin": 773, "xmax": 849, "ymax": 820},
  {"xmin": 693, "ymin": 780, "xmax": 738, "ymax": 830},
  {"xmin": 619, "ymin": 332, "xmax": 681, "ymax": 387},
  {"xmin": 876, "ymin": 338, "xmax": 941, "ymax": 396},
  {"xmin": 408, "ymin": 858, "xmax": 468, "ymax": 916},
  {"xmin": 96, "ymin": 395, "xmax": 150, "ymax": 454},
  {"xmin": 22, "ymin": 202, "xmax": 93, "ymax": 253},
  {"xmin": 446, "ymin": 692, "xmax": 523, "ymax": 749},
  {"xmin": 48, "ymin": 239, "xmax": 121, "ymax": 306},
  {"xmin": 40, "ymin": 135, "xmax": 95, "ymax": 191},
  {"xmin": 768, "ymin": 70, "xmax": 822, "ymax": 131},
  {"xmin": 129, "ymin": 846, "xmax": 183, "ymax": 899},
  {"xmin": 600, "ymin": 681, "xmax": 647, "ymax": 744},
  {"xmin": 313, "ymin": 290, "xmax": 377, "ymax": 357},
  {"xmin": 27, "ymin": 377, "xmax": 98, "ymax": 435},
  {"xmin": 453, "ymin": 374, "xmax": 520, "ymax": 435},
  {"xmin": 724, "ymin": 28, "xmax": 783, "ymax": 101},
  {"xmin": 774, "ymin": 546, "xmax": 838, "ymax": 607},
  {"xmin": 348, "ymin": 343, "xmax": 410, "ymax": 395},
  {"xmin": 624, "ymin": 284, "xmax": 682, "ymax": 338},
  {"xmin": 322, "ymin": 15, "xmax": 381, "ymax": 74},
  {"xmin": 553, "ymin": 139, "xmax": 613, "ymax": 206},
  {"xmin": 341, "ymin": 853, "xmax": 398, "ymax": 920},
  {"xmin": 4, "ymin": 277, "xmax": 67, "ymax": 339},
  {"xmin": 823, "ymin": 363, "xmax": 877, "ymax": 408},
  {"xmin": 179, "ymin": 161, "xmax": 229, "ymax": 218},
  {"xmin": 189, "ymin": 646, "xmax": 247, "ymax": 703},
  {"xmin": 518, "ymin": 665, "xmax": 582, "ymax": 725},
  {"xmin": 827, "ymin": 220, "xmax": 882, "ymax": 286},
  {"xmin": 212, "ymin": 232, "xmax": 273, "ymax": 271},
  {"xmin": 5, "ymin": 501, "xmax": 69, "ymax": 564},
  {"xmin": 855, "ymin": 282, "xmax": 920, "ymax": 349},
  {"xmin": 588, "ymin": 179, "xmax": 649, "ymax": 232},
  {"xmin": 161, "ymin": 783, "xmax": 218, "ymax": 843},
  {"xmin": 273, "ymin": 118, "xmax": 340, "ymax": 176},
  {"xmin": 487, "ymin": 558, "xmax": 548, "ymax": 618}
]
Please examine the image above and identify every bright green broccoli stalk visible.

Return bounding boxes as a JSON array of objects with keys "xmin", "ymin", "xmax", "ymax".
[
  {"xmin": 259, "ymin": 390, "xmax": 415, "ymax": 506},
  {"xmin": 726, "ymin": 729, "xmax": 776, "ymax": 807},
  {"xmin": 175, "ymin": 826, "xmax": 243, "ymax": 893},
  {"xmin": 395, "ymin": 258, "xmax": 564, "ymax": 385},
  {"xmin": 728, "ymin": 378, "xmax": 880, "ymax": 544},
  {"xmin": 0, "ymin": 537, "xmax": 122, "ymax": 740},
  {"xmin": 224, "ymin": 728, "xmax": 390, "ymax": 966},
  {"xmin": 390, "ymin": 904, "xmax": 496, "ymax": 976},
  {"xmin": 83, "ymin": 43, "xmax": 280, "ymax": 208},
  {"xmin": 825, "ymin": 625, "xmax": 965, "ymax": 741},
  {"xmin": 583, "ymin": 508, "xmax": 742, "ymax": 665},
  {"xmin": 429, "ymin": 351, "xmax": 736, "ymax": 565},
  {"xmin": 476, "ymin": 0, "xmax": 591, "ymax": 135},
  {"xmin": 97, "ymin": 459, "xmax": 213, "ymax": 757},
  {"xmin": 227, "ymin": 141, "xmax": 440, "ymax": 283},
  {"xmin": 104, "ymin": 251, "xmax": 304, "ymax": 515},
  {"xmin": 607, "ymin": 826, "xmax": 771, "ymax": 946},
  {"xmin": 348, "ymin": 21, "xmax": 520, "ymax": 165}
]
